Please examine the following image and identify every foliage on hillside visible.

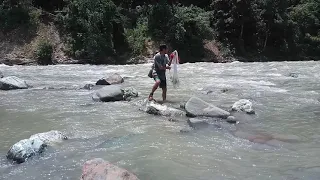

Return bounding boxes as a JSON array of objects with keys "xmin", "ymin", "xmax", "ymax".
[{"xmin": 1, "ymin": 0, "xmax": 319, "ymax": 64}]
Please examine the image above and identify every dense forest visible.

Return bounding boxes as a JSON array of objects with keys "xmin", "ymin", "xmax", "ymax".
[{"xmin": 0, "ymin": 0, "xmax": 319, "ymax": 64}]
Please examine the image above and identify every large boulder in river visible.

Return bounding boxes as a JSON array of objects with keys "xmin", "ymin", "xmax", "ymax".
[
  {"xmin": 7, "ymin": 130, "xmax": 67, "ymax": 163},
  {"xmin": 0, "ymin": 76, "xmax": 29, "ymax": 90},
  {"xmin": 81, "ymin": 158, "xmax": 139, "ymax": 180},
  {"xmin": 96, "ymin": 73, "xmax": 124, "ymax": 85},
  {"xmin": 92, "ymin": 86, "xmax": 139, "ymax": 102},
  {"xmin": 185, "ymin": 97, "xmax": 230, "ymax": 118},
  {"xmin": 232, "ymin": 99, "xmax": 255, "ymax": 114},
  {"xmin": 141, "ymin": 100, "xmax": 185, "ymax": 117},
  {"xmin": 92, "ymin": 85, "xmax": 124, "ymax": 102},
  {"xmin": 7, "ymin": 138, "xmax": 46, "ymax": 164}
]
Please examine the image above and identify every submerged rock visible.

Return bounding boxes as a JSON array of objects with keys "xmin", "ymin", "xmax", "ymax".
[
  {"xmin": 141, "ymin": 100, "xmax": 185, "ymax": 117},
  {"xmin": 7, "ymin": 130, "xmax": 67, "ymax": 163},
  {"xmin": 81, "ymin": 158, "xmax": 139, "ymax": 180},
  {"xmin": 0, "ymin": 76, "xmax": 29, "ymax": 90},
  {"xmin": 122, "ymin": 87, "xmax": 139, "ymax": 101},
  {"xmin": 232, "ymin": 99, "xmax": 255, "ymax": 114},
  {"xmin": 96, "ymin": 73, "xmax": 124, "ymax": 85},
  {"xmin": 92, "ymin": 85, "xmax": 124, "ymax": 102},
  {"xmin": 226, "ymin": 116, "xmax": 237, "ymax": 124},
  {"xmin": 187, "ymin": 118, "xmax": 210, "ymax": 129},
  {"xmin": 83, "ymin": 84, "xmax": 95, "ymax": 90},
  {"xmin": 289, "ymin": 73, "xmax": 299, "ymax": 78},
  {"xmin": 185, "ymin": 97, "xmax": 230, "ymax": 118}
]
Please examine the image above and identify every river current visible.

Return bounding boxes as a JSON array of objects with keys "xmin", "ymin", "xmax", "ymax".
[{"xmin": 0, "ymin": 61, "xmax": 320, "ymax": 180}]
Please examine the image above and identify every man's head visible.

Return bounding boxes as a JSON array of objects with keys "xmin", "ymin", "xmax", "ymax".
[{"xmin": 159, "ymin": 44, "xmax": 168, "ymax": 54}]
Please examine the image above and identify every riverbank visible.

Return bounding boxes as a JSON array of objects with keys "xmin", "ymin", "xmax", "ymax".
[{"xmin": 0, "ymin": 22, "xmax": 317, "ymax": 66}]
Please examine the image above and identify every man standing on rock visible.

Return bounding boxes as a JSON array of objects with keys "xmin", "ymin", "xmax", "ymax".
[{"xmin": 149, "ymin": 44, "xmax": 172, "ymax": 102}]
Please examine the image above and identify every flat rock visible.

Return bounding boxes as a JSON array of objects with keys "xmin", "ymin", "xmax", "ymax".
[
  {"xmin": 0, "ymin": 76, "xmax": 29, "ymax": 90},
  {"xmin": 96, "ymin": 73, "xmax": 124, "ymax": 85},
  {"xmin": 141, "ymin": 100, "xmax": 185, "ymax": 117},
  {"xmin": 92, "ymin": 85, "xmax": 124, "ymax": 102},
  {"xmin": 81, "ymin": 158, "xmax": 139, "ymax": 180},
  {"xmin": 185, "ymin": 97, "xmax": 230, "ymax": 118}
]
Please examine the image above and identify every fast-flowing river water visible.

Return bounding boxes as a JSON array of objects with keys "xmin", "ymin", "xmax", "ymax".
[{"xmin": 0, "ymin": 61, "xmax": 320, "ymax": 180}]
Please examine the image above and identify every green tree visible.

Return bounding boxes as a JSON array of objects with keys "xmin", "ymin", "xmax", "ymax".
[
  {"xmin": 62, "ymin": 0, "xmax": 122, "ymax": 63},
  {"xmin": 289, "ymin": 0, "xmax": 320, "ymax": 57},
  {"xmin": 168, "ymin": 5, "xmax": 214, "ymax": 60},
  {"xmin": 0, "ymin": 0, "xmax": 32, "ymax": 32}
]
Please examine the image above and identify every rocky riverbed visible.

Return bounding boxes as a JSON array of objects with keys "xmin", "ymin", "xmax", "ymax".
[{"xmin": 1, "ymin": 61, "xmax": 320, "ymax": 179}]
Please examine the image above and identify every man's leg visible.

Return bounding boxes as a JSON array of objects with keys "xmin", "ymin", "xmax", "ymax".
[
  {"xmin": 160, "ymin": 79, "xmax": 167, "ymax": 101},
  {"xmin": 162, "ymin": 87, "xmax": 167, "ymax": 101},
  {"xmin": 149, "ymin": 76, "xmax": 160, "ymax": 100}
]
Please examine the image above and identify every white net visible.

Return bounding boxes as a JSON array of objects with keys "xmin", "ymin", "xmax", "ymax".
[{"xmin": 171, "ymin": 50, "xmax": 180, "ymax": 89}]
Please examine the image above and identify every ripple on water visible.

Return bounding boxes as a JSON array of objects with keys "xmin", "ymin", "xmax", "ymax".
[{"xmin": 1, "ymin": 62, "xmax": 320, "ymax": 179}]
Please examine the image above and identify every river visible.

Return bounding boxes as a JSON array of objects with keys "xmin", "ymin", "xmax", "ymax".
[{"xmin": 0, "ymin": 61, "xmax": 320, "ymax": 180}]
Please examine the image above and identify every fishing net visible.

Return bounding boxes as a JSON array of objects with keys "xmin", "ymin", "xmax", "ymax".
[{"xmin": 171, "ymin": 50, "xmax": 180, "ymax": 89}]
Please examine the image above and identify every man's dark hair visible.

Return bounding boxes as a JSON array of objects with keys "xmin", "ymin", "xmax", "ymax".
[{"xmin": 159, "ymin": 44, "xmax": 167, "ymax": 51}]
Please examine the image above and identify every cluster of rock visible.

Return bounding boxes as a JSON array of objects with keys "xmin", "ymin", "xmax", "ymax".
[
  {"xmin": 3, "ymin": 69, "xmax": 302, "ymax": 180},
  {"xmin": 0, "ymin": 72, "xmax": 140, "ymax": 103}
]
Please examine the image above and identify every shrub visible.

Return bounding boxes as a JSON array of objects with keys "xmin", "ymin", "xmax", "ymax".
[
  {"xmin": 125, "ymin": 17, "xmax": 149, "ymax": 55},
  {"xmin": 36, "ymin": 40, "xmax": 53, "ymax": 65}
]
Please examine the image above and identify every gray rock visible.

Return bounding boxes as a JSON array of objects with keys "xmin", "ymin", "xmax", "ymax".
[
  {"xmin": 179, "ymin": 103, "xmax": 186, "ymax": 110},
  {"xmin": 0, "ymin": 71, "xmax": 3, "ymax": 78},
  {"xmin": 0, "ymin": 76, "xmax": 29, "ymax": 90},
  {"xmin": 81, "ymin": 158, "xmax": 139, "ymax": 180},
  {"xmin": 168, "ymin": 118, "xmax": 179, "ymax": 122},
  {"xmin": 185, "ymin": 97, "xmax": 230, "ymax": 118},
  {"xmin": 6, "ymin": 130, "xmax": 67, "ymax": 163},
  {"xmin": 232, "ymin": 99, "xmax": 255, "ymax": 114},
  {"xmin": 83, "ymin": 84, "xmax": 95, "ymax": 90},
  {"xmin": 29, "ymin": 130, "xmax": 68, "ymax": 144},
  {"xmin": 7, "ymin": 138, "xmax": 46, "ymax": 163},
  {"xmin": 141, "ymin": 100, "xmax": 185, "ymax": 117},
  {"xmin": 96, "ymin": 73, "xmax": 124, "ymax": 85},
  {"xmin": 180, "ymin": 127, "xmax": 193, "ymax": 133},
  {"xmin": 226, "ymin": 116, "xmax": 237, "ymax": 124},
  {"xmin": 187, "ymin": 118, "xmax": 209, "ymax": 129},
  {"xmin": 121, "ymin": 87, "xmax": 138, "ymax": 101},
  {"xmin": 92, "ymin": 85, "xmax": 124, "ymax": 102},
  {"xmin": 289, "ymin": 73, "xmax": 299, "ymax": 78}
]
